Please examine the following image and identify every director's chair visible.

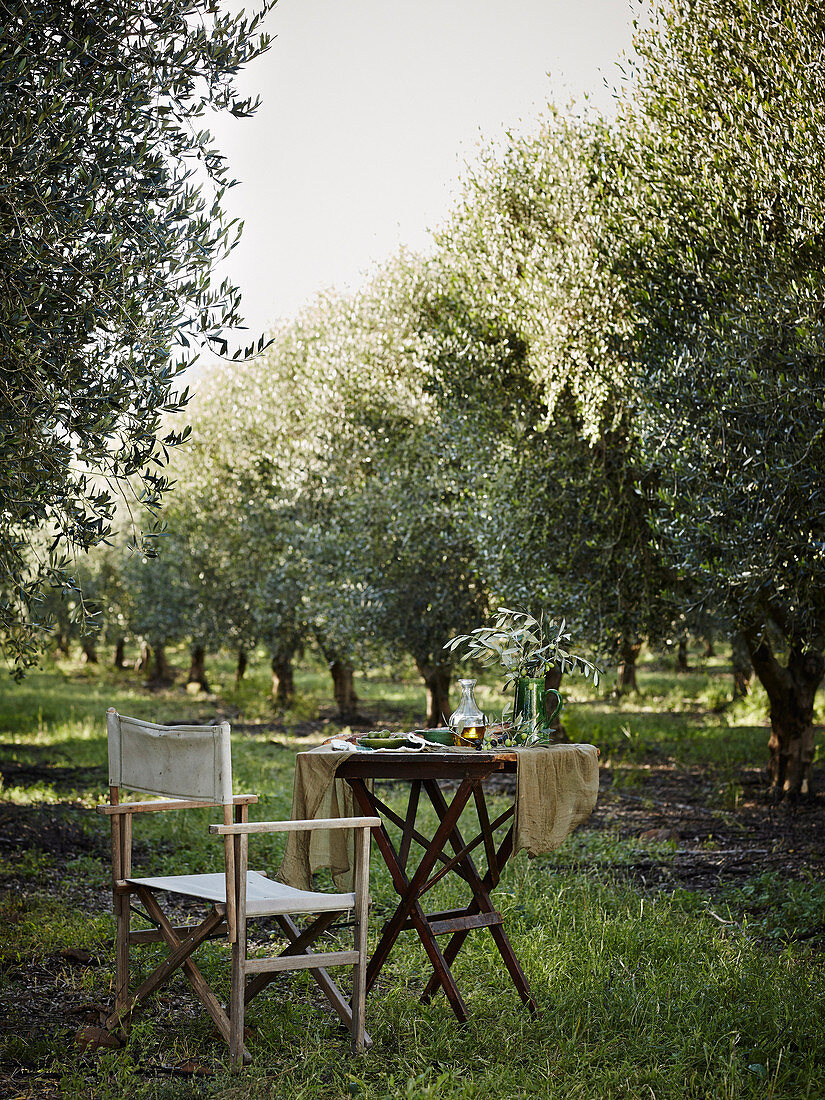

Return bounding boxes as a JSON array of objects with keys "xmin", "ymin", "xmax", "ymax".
[{"xmin": 97, "ymin": 709, "xmax": 378, "ymax": 1066}]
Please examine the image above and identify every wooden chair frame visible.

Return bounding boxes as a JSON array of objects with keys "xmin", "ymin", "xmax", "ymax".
[{"xmin": 97, "ymin": 710, "xmax": 378, "ymax": 1067}]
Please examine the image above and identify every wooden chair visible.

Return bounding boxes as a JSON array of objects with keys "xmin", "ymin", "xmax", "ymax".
[{"xmin": 97, "ymin": 708, "xmax": 378, "ymax": 1066}]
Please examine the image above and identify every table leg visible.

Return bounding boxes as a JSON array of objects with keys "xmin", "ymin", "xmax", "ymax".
[
  {"xmin": 473, "ymin": 784, "xmax": 500, "ymax": 885},
  {"xmin": 398, "ymin": 779, "xmax": 420, "ymax": 873},
  {"xmin": 367, "ymin": 790, "xmax": 475, "ymax": 887},
  {"xmin": 419, "ymin": 818, "xmax": 516, "ymax": 1004},
  {"xmin": 422, "ymin": 778, "xmax": 537, "ymax": 1014},
  {"xmin": 346, "ymin": 776, "xmax": 476, "ymax": 1022},
  {"xmin": 422, "ymin": 797, "xmax": 517, "ymax": 998}
]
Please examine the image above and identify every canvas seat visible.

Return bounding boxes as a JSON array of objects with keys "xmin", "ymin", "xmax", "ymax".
[
  {"xmin": 97, "ymin": 709, "xmax": 378, "ymax": 1067},
  {"xmin": 126, "ymin": 871, "xmax": 356, "ymax": 917}
]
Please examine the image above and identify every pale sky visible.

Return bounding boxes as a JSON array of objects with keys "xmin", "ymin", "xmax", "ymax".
[{"xmin": 206, "ymin": 0, "xmax": 636, "ymax": 351}]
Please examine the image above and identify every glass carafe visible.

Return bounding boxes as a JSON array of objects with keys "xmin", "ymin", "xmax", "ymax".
[{"xmin": 449, "ymin": 679, "xmax": 488, "ymax": 749}]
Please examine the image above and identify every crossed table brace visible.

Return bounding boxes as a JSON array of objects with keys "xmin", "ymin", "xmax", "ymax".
[{"xmin": 333, "ymin": 750, "xmax": 538, "ymax": 1022}]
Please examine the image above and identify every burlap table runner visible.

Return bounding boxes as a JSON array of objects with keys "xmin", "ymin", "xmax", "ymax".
[
  {"xmin": 276, "ymin": 743, "xmax": 365, "ymax": 891},
  {"xmin": 513, "ymin": 743, "xmax": 599, "ymax": 856},
  {"xmin": 277, "ymin": 742, "xmax": 599, "ymax": 890}
]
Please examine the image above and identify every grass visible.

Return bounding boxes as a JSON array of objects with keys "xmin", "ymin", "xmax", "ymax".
[{"xmin": 0, "ymin": 646, "xmax": 823, "ymax": 1099}]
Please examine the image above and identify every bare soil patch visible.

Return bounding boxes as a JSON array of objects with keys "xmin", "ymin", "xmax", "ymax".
[{"xmin": 593, "ymin": 763, "xmax": 824, "ymax": 891}]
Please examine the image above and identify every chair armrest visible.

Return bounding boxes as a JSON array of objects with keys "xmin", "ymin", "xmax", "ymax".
[
  {"xmin": 209, "ymin": 815, "xmax": 381, "ymax": 836},
  {"xmin": 97, "ymin": 795, "xmax": 259, "ymax": 815}
]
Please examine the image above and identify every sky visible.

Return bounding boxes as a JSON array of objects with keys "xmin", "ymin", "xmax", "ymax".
[{"xmin": 206, "ymin": 0, "xmax": 637, "ymax": 352}]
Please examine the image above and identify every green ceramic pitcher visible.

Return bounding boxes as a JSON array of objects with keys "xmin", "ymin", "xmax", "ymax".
[{"xmin": 512, "ymin": 677, "xmax": 562, "ymax": 736}]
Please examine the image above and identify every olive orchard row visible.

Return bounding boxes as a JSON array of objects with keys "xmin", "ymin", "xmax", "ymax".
[{"xmin": 36, "ymin": 0, "xmax": 825, "ymax": 797}]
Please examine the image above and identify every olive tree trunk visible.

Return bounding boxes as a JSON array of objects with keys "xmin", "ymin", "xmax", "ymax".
[
  {"xmin": 315, "ymin": 636, "xmax": 361, "ymax": 721},
  {"xmin": 148, "ymin": 643, "xmax": 173, "ymax": 685},
  {"xmin": 113, "ymin": 637, "xmax": 126, "ymax": 670},
  {"xmin": 677, "ymin": 637, "xmax": 689, "ymax": 673},
  {"xmin": 235, "ymin": 647, "xmax": 248, "ymax": 685},
  {"xmin": 745, "ymin": 629, "xmax": 824, "ymax": 798},
  {"xmin": 731, "ymin": 632, "xmax": 752, "ymax": 700},
  {"xmin": 330, "ymin": 660, "xmax": 360, "ymax": 721},
  {"xmin": 271, "ymin": 651, "xmax": 295, "ymax": 706},
  {"xmin": 616, "ymin": 638, "xmax": 642, "ymax": 695},
  {"xmin": 415, "ymin": 659, "xmax": 451, "ymax": 728},
  {"xmin": 80, "ymin": 638, "xmax": 98, "ymax": 664},
  {"xmin": 187, "ymin": 644, "xmax": 210, "ymax": 693}
]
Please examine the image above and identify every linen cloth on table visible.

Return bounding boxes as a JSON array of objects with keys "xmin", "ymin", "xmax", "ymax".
[
  {"xmin": 277, "ymin": 742, "xmax": 599, "ymax": 891},
  {"xmin": 277, "ymin": 743, "xmax": 369, "ymax": 891},
  {"xmin": 512, "ymin": 743, "xmax": 599, "ymax": 857}
]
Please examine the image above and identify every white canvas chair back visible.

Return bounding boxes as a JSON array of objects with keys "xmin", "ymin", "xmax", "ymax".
[{"xmin": 106, "ymin": 709, "xmax": 233, "ymax": 804}]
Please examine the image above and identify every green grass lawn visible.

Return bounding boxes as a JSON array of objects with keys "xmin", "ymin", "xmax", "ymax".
[{"xmin": 0, "ymin": 647, "xmax": 823, "ymax": 1099}]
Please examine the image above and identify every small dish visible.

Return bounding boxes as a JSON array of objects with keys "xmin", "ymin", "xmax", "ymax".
[
  {"xmin": 358, "ymin": 736, "xmax": 410, "ymax": 750},
  {"xmin": 415, "ymin": 728, "xmax": 453, "ymax": 746}
]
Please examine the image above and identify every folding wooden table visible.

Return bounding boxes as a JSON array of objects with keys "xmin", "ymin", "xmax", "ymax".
[{"xmin": 335, "ymin": 750, "xmax": 537, "ymax": 1023}]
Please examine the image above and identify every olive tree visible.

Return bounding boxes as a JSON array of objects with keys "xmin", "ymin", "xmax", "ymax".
[
  {"xmin": 121, "ymin": 535, "xmax": 189, "ymax": 684},
  {"xmin": 182, "ymin": 260, "xmax": 493, "ymax": 724},
  {"xmin": 315, "ymin": 259, "xmax": 497, "ymax": 725},
  {"xmin": 169, "ymin": 295, "xmax": 385, "ymax": 712},
  {"xmin": 423, "ymin": 114, "xmax": 677, "ymax": 691},
  {"xmin": 610, "ymin": 0, "xmax": 825, "ymax": 794},
  {"xmin": 0, "ymin": 0, "xmax": 272, "ymax": 675}
]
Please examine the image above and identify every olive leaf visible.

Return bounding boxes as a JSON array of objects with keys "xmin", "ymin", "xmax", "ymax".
[{"xmin": 445, "ymin": 606, "xmax": 601, "ymax": 688}]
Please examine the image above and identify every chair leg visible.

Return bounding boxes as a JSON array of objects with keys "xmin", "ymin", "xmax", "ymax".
[
  {"xmin": 258, "ymin": 914, "xmax": 373, "ymax": 1049},
  {"xmin": 114, "ymin": 892, "xmax": 130, "ymax": 1027},
  {"xmin": 350, "ymin": 824, "xmax": 372, "ymax": 1054},
  {"xmin": 131, "ymin": 889, "xmax": 251, "ymax": 1063},
  {"xmin": 229, "ymin": 823, "xmax": 249, "ymax": 1070},
  {"xmin": 106, "ymin": 904, "xmax": 225, "ymax": 1031},
  {"xmin": 110, "ymin": 813, "xmax": 131, "ymax": 1030},
  {"xmin": 350, "ymin": 922, "xmax": 368, "ymax": 1054},
  {"xmin": 229, "ymin": 938, "xmax": 247, "ymax": 1069}
]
